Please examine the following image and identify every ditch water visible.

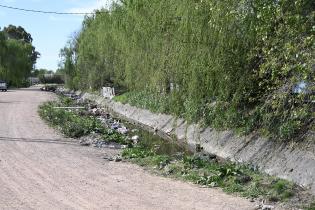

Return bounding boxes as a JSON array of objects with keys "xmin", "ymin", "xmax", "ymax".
[
  {"xmin": 63, "ymin": 92, "xmax": 190, "ymax": 156},
  {"xmin": 123, "ymin": 120, "xmax": 190, "ymax": 156}
]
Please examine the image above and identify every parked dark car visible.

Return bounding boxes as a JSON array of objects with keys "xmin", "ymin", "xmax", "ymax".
[{"xmin": 0, "ymin": 80, "xmax": 7, "ymax": 92}]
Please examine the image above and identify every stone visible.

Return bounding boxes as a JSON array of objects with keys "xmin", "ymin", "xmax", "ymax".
[
  {"xmin": 79, "ymin": 134, "xmax": 103, "ymax": 147},
  {"xmin": 131, "ymin": 135, "xmax": 139, "ymax": 141},
  {"xmin": 114, "ymin": 156, "xmax": 122, "ymax": 162},
  {"xmin": 80, "ymin": 142, "xmax": 90, "ymax": 146},
  {"xmin": 254, "ymin": 204, "xmax": 261, "ymax": 210},
  {"xmin": 131, "ymin": 135, "xmax": 140, "ymax": 144},
  {"xmin": 111, "ymin": 122, "xmax": 120, "ymax": 130},
  {"xmin": 261, "ymin": 205, "xmax": 274, "ymax": 210},
  {"xmin": 209, "ymin": 182, "xmax": 218, "ymax": 187},
  {"xmin": 235, "ymin": 175, "xmax": 252, "ymax": 184},
  {"xmin": 91, "ymin": 108, "xmax": 102, "ymax": 116},
  {"xmin": 117, "ymin": 127, "xmax": 128, "ymax": 134},
  {"xmin": 79, "ymin": 138, "xmax": 91, "ymax": 146}
]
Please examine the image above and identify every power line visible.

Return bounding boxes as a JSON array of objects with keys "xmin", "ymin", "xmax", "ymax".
[{"xmin": 0, "ymin": 4, "xmax": 96, "ymax": 15}]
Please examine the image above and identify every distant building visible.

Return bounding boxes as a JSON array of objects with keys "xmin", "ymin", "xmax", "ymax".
[
  {"xmin": 44, "ymin": 74, "xmax": 54, "ymax": 78},
  {"xmin": 29, "ymin": 77, "xmax": 40, "ymax": 85}
]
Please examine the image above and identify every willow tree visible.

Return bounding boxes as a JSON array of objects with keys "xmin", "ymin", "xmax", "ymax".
[
  {"xmin": 0, "ymin": 25, "xmax": 39, "ymax": 87},
  {"xmin": 60, "ymin": 0, "xmax": 314, "ymax": 139}
]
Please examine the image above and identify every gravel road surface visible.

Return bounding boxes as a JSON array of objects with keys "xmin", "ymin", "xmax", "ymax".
[{"xmin": 0, "ymin": 88, "xmax": 256, "ymax": 210}]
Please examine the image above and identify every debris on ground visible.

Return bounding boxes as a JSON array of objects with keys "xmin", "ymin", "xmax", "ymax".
[
  {"xmin": 103, "ymin": 155, "xmax": 123, "ymax": 162},
  {"xmin": 56, "ymin": 88, "xmax": 140, "ymax": 150}
]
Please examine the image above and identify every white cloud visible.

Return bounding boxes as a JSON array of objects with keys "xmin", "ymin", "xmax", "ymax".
[{"xmin": 68, "ymin": 0, "xmax": 114, "ymax": 15}]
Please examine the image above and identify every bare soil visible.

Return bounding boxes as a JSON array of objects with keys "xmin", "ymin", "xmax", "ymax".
[{"xmin": 0, "ymin": 88, "xmax": 257, "ymax": 210}]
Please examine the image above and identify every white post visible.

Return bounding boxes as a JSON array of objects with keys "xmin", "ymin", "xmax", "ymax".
[{"xmin": 102, "ymin": 87, "xmax": 115, "ymax": 99}]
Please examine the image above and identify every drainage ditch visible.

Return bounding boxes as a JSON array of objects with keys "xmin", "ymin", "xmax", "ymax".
[{"xmin": 41, "ymin": 89, "xmax": 315, "ymax": 210}]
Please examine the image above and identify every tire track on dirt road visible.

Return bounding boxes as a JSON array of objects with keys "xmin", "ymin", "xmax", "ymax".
[{"xmin": 0, "ymin": 88, "xmax": 256, "ymax": 210}]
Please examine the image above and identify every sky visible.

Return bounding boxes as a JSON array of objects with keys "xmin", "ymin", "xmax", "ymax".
[{"xmin": 0, "ymin": 0, "xmax": 113, "ymax": 71}]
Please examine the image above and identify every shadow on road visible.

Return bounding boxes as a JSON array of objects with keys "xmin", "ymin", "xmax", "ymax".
[
  {"xmin": 3, "ymin": 87, "xmax": 43, "ymax": 92},
  {"xmin": 0, "ymin": 90, "xmax": 16, "ymax": 92},
  {"xmin": 0, "ymin": 88, "xmax": 42, "ymax": 92},
  {"xmin": 18, "ymin": 88, "xmax": 42, "ymax": 92},
  {"xmin": 0, "ymin": 136, "xmax": 79, "ymax": 146},
  {"xmin": 0, "ymin": 101, "xmax": 22, "ymax": 104}
]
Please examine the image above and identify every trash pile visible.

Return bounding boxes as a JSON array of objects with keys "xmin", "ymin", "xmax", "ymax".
[
  {"xmin": 40, "ymin": 85, "xmax": 58, "ymax": 92},
  {"xmin": 56, "ymin": 88, "xmax": 141, "ymax": 149}
]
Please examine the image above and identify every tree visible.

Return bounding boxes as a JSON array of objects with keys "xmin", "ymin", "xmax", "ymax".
[
  {"xmin": 3, "ymin": 25, "xmax": 40, "ymax": 66},
  {"xmin": 4, "ymin": 25, "xmax": 32, "ymax": 43},
  {"xmin": 0, "ymin": 30, "xmax": 7, "ymax": 78},
  {"xmin": 0, "ymin": 30, "xmax": 6, "ymax": 63},
  {"xmin": 59, "ymin": 40, "xmax": 77, "ymax": 89},
  {"xmin": 0, "ymin": 25, "xmax": 40, "ymax": 87},
  {"xmin": 60, "ymin": 0, "xmax": 314, "ymax": 140}
]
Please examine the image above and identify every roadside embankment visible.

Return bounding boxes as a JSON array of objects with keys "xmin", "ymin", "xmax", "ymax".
[{"xmin": 77, "ymin": 91, "xmax": 315, "ymax": 195}]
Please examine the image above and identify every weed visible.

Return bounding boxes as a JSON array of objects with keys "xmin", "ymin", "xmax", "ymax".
[
  {"xmin": 305, "ymin": 202, "xmax": 315, "ymax": 210},
  {"xmin": 38, "ymin": 99, "xmax": 128, "ymax": 144},
  {"xmin": 122, "ymin": 143, "xmax": 299, "ymax": 203}
]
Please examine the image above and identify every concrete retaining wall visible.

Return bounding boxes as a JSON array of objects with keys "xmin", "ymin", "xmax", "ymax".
[{"xmin": 80, "ymin": 92, "xmax": 315, "ymax": 194}]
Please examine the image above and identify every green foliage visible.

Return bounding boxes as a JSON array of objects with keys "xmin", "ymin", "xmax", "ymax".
[
  {"xmin": 305, "ymin": 202, "xmax": 315, "ymax": 210},
  {"xmin": 39, "ymin": 101, "xmax": 102, "ymax": 137},
  {"xmin": 38, "ymin": 98, "xmax": 128, "ymax": 144},
  {"xmin": 60, "ymin": 0, "xmax": 315, "ymax": 140},
  {"xmin": 122, "ymin": 147, "xmax": 156, "ymax": 159},
  {"xmin": 114, "ymin": 91, "xmax": 171, "ymax": 113},
  {"xmin": 59, "ymin": 39, "xmax": 77, "ymax": 89},
  {"xmin": 31, "ymin": 68, "xmax": 64, "ymax": 84},
  {"xmin": 4, "ymin": 25, "xmax": 33, "ymax": 43},
  {"xmin": 270, "ymin": 179, "xmax": 295, "ymax": 201},
  {"xmin": 122, "ymin": 144, "xmax": 299, "ymax": 202},
  {"xmin": 0, "ymin": 25, "xmax": 39, "ymax": 87},
  {"xmin": 39, "ymin": 74, "xmax": 64, "ymax": 84}
]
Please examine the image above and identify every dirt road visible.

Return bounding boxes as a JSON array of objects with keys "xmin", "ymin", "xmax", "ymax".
[{"xmin": 0, "ymin": 88, "xmax": 256, "ymax": 210}]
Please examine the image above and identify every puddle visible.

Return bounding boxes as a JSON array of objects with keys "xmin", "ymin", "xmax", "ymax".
[{"xmin": 123, "ymin": 121, "xmax": 190, "ymax": 156}]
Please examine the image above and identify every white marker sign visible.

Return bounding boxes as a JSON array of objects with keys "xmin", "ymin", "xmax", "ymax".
[{"xmin": 102, "ymin": 87, "xmax": 115, "ymax": 99}]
